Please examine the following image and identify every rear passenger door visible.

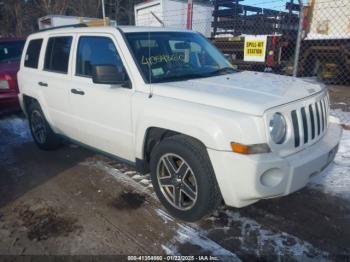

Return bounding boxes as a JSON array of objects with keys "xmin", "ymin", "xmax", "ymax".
[
  {"xmin": 69, "ymin": 34, "xmax": 134, "ymax": 161},
  {"xmin": 40, "ymin": 35, "xmax": 75, "ymax": 134}
]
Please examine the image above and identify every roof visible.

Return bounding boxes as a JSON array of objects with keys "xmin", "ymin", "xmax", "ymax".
[
  {"xmin": 29, "ymin": 25, "xmax": 191, "ymax": 37},
  {"xmin": 38, "ymin": 15, "xmax": 97, "ymax": 20},
  {"xmin": 118, "ymin": 26, "xmax": 190, "ymax": 33}
]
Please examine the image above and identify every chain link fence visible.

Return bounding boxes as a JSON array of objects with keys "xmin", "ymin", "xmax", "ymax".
[{"xmin": 135, "ymin": 0, "xmax": 350, "ymax": 86}]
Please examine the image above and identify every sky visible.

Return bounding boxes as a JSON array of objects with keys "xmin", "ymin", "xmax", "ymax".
[{"xmin": 240, "ymin": 0, "xmax": 307, "ymax": 11}]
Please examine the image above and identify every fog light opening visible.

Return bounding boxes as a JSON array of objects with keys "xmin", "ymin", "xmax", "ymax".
[{"xmin": 260, "ymin": 168, "xmax": 284, "ymax": 188}]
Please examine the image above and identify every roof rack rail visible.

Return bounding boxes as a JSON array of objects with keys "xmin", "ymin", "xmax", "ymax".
[{"xmin": 38, "ymin": 23, "xmax": 87, "ymax": 33}]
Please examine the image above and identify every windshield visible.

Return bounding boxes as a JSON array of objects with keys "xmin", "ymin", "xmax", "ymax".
[
  {"xmin": 0, "ymin": 41, "xmax": 25, "ymax": 63},
  {"xmin": 125, "ymin": 32, "xmax": 234, "ymax": 83}
]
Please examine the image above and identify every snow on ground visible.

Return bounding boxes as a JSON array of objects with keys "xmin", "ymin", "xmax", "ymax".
[
  {"xmin": 206, "ymin": 209, "xmax": 330, "ymax": 260},
  {"xmin": 82, "ymin": 160, "xmax": 154, "ymax": 198},
  {"xmin": 330, "ymin": 109, "xmax": 350, "ymax": 126},
  {"xmin": 0, "ymin": 115, "xmax": 32, "ymax": 166},
  {"xmin": 309, "ymin": 129, "xmax": 350, "ymax": 200},
  {"xmin": 156, "ymin": 208, "xmax": 240, "ymax": 261},
  {"xmin": 0, "ymin": 115, "xmax": 31, "ymax": 141},
  {"xmin": 308, "ymin": 109, "xmax": 350, "ymax": 199}
]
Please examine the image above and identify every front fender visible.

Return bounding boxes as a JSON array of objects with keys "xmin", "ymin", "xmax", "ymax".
[{"xmin": 133, "ymin": 94, "xmax": 267, "ymax": 159}]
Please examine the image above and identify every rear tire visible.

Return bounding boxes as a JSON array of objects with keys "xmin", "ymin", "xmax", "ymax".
[
  {"xmin": 27, "ymin": 101, "xmax": 61, "ymax": 150},
  {"xmin": 150, "ymin": 135, "xmax": 222, "ymax": 221}
]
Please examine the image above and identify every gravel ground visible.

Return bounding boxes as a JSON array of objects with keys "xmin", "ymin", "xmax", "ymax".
[{"xmin": 0, "ymin": 91, "xmax": 350, "ymax": 260}]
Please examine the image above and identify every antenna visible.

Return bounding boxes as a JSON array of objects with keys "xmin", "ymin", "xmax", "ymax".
[{"xmin": 148, "ymin": 31, "xmax": 153, "ymax": 98}]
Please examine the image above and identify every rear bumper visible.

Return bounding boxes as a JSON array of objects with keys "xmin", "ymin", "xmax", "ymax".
[{"xmin": 208, "ymin": 118, "xmax": 343, "ymax": 208}]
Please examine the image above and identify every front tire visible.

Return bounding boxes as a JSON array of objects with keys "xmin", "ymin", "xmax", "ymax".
[
  {"xmin": 28, "ymin": 102, "xmax": 61, "ymax": 150},
  {"xmin": 150, "ymin": 135, "xmax": 222, "ymax": 221}
]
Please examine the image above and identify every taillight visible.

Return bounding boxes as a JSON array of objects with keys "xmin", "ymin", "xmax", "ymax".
[
  {"xmin": 0, "ymin": 74, "xmax": 17, "ymax": 92},
  {"xmin": 0, "ymin": 79, "xmax": 10, "ymax": 90}
]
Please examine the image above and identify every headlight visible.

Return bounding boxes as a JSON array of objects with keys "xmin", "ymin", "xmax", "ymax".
[
  {"xmin": 269, "ymin": 113, "xmax": 287, "ymax": 144},
  {"xmin": 0, "ymin": 80, "xmax": 9, "ymax": 90}
]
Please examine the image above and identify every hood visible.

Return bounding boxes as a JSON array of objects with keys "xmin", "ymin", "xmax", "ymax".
[
  {"xmin": 152, "ymin": 71, "xmax": 325, "ymax": 116},
  {"xmin": 0, "ymin": 61, "xmax": 20, "ymax": 75}
]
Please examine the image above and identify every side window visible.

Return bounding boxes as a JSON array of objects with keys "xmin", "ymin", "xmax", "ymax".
[
  {"xmin": 44, "ymin": 36, "xmax": 72, "ymax": 73},
  {"xmin": 76, "ymin": 36, "xmax": 126, "ymax": 78},
  {"xmin": 24, "ymin": 39, "xmax": 43, "ymax": 68}
]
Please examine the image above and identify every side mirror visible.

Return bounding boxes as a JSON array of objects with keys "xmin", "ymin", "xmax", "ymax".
[{"xmin": 92, "ymin": 65, "xmax": 126, "ymax": 85}]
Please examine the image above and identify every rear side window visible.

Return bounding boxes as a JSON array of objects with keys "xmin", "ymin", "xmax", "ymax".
[
  {"xmin": 44, "ymin": 36, "xmax": 72, "ymax": 73},
  {"xmin": 24, "ymin": 39, "xmax": 42, "ymax": 68}
]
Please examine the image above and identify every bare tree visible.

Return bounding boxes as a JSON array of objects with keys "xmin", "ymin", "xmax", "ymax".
[
  {"xmin": 68, "ymin": 0, "xmax": 101, "ymax": 18},
  {"xmin": 32, "ymin": 0, "xmax": 70, "ymax": 15},
  {"xmin": 0, "ymin": 0, "xmax": 142, "ymax": 36}
]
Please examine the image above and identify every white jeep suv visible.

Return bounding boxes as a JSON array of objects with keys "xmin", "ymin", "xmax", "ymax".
[{"xmin": 17, "ymin": 25, "xmax": 342, "ymax": 221}]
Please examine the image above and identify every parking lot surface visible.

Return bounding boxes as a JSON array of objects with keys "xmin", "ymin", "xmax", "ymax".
[{"xmin": 0, "ymin": 94, "xmax": 349, "ymax": 260}]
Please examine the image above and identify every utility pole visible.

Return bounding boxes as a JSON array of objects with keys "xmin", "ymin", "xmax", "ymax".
[
  {"xmin": 293, "ymin": 0, "xmax": 304, "ymax": 77},
  {"xmin": 186, "ymin": 0, "xmax": 193, "ymax": 30}
]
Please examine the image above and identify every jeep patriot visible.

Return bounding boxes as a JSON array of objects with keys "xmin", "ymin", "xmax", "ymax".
[{"xmin": 17, "ymin": 25, "xmax": 342, "ymax": 221}]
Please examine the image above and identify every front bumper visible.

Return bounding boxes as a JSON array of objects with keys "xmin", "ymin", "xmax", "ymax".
[{"xmin": 207, "ymin": 118, "xmax": 343, "ymax": 208}]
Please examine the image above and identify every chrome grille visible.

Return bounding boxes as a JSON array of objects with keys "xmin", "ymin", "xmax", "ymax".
[{"xmin": 291, "ymin": 95, "xmax": 329, "ymax": 148}]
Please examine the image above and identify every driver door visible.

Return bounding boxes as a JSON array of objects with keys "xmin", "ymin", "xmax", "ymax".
[{"xmin": 68, "ymin": 34, "xmax": 134, "ymax": 161}]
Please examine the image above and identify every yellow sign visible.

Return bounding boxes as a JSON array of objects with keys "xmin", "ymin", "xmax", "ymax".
[
  {"xmin": 243, "ymin": 36, "xmax": 267, "ymax": 62},
  {"xmin": 245, "ymin": 41, "xmax": 264, "ymax": 56}
]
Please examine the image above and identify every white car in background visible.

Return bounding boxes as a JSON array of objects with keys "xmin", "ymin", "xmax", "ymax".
[{"xmin": 17, "ymin": 25, "xmax": 342, "ymax": 221}]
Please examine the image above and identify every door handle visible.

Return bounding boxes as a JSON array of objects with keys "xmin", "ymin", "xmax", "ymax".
[
  {"xmin": 71, "ymin": 88, "xmax": 85, "ymax": 95},
  {"xmin": 38, "ymin": 82, "xmax": 48, "ymax": 87}
]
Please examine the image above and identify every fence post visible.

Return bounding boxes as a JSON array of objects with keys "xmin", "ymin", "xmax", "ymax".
[{"xmin": 292, "ymin": 0, "xmax": 304, "ymax": 77}]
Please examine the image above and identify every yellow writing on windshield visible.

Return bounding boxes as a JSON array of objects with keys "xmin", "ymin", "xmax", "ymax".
[{"xmin": 141, "ymin": 54, "xmax": 185, "ymax": 65}]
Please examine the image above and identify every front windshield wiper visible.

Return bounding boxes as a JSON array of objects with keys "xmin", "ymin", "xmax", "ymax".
[
  {"xmin": 151, "ymin": 67, "xmax": 235, "ymax": 83},
  {"xmin": 208, "ymin": 67, "xmax": 236, "ymax": 76}
]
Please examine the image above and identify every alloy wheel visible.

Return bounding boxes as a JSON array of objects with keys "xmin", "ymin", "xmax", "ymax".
[
  {"xmin": 156, "ymin": 153, "xmax": 198, "ymax": 211},
  {"xmin": 30, "ymin": 110, "xmax": 47, "ymax": 144}
]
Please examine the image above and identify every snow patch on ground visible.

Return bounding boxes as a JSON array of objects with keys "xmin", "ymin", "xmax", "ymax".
[
  {"xmin": 310, "ymin": 129, "xmax": 350, "ymax": 200},
  {"xmin": 330, "ymin": 109, "xmax": 350, "ymax": 126},
  {"xmin": 82, "ymin": 160, "xmax": 155, "ymax": 198},
  {"xmin": 0, "ymin": 115, "xmax": 31, "ymax": 141},
  {"xmin": 156, "ymin": 209, "xmax": 240, "ymax": 261},
  {"xmin": 219, "ymin": 209, "xmax": 330, "ymax": 260}
]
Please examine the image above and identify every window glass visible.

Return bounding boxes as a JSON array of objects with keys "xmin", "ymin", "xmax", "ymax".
[
  {"xmin": 0, "ymin": 40, "xmax": 25, "ymax": 63},
  {"xmin": 76, "ymin": 36, "xmax": 126, "ymax": 77},
  {"xmin": 125, "ymin": 32, "xmax": 233, "ymax": 83},
  {"xmin": 24, "ymin": 39, "xmax": 42, "ymax": 68},
  {"xmin": 44, "ymin": 36, "xmax": 72, "ymax": 73}
]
